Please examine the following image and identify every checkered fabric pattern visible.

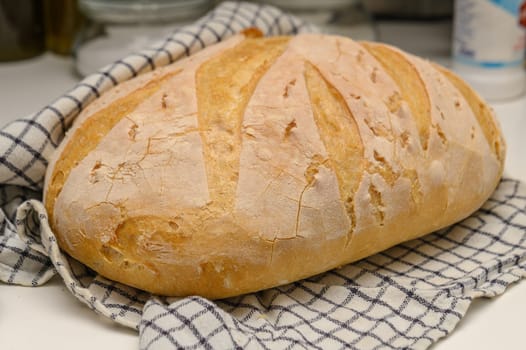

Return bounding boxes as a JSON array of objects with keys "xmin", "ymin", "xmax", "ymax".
[{"xmin": 0, "ymin": 2, "xmax": 525, "ymax": 349}]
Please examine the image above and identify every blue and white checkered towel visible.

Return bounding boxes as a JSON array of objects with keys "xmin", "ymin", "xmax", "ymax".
[{"xmin": 1, "ymin": 2, "xmax": 525, "ymax": 349}]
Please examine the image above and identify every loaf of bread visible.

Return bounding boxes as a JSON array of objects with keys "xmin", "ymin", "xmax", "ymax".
[{"xmin": 44, "ymin": 31, "xmax": 505, "ymax": 298}]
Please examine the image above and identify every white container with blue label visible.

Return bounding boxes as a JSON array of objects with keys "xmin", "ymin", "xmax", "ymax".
[{"xmin": 453, "ymin": 0, "xmax": 526, "ymax": 100}]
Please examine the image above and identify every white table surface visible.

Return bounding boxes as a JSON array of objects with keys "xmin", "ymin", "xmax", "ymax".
[{"xmin": 0, "ymin": 53, "xmax": 525, "ymax": 350}]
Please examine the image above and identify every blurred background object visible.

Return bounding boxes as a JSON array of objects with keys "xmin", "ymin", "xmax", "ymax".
[
  {"xmin": 362, "ymin": 0, "xmax": 453, "ymax": 19},
  {"xmin": 452, "ymin": 0, "xmax": 526, "ymax": 101},
  {"xmin": 74, "ymin": 0, "xmax": 212, "ymax": 76},
  {"xmin": 363, "ymin": 0, "xmax": 454, "ymax": 59},
  {"xmin": 265, "ymin": 0, "xmax": 455, "ymax": 59},
  {"xmin": 0, "ymin": 0, "xmax": 45, "ymax": 61},
  {"xmin": 1, "ymin": 0, "xmax": 524, "ymax": 100},
  {"xmin": 44, "ymin": 0, "xmax": 85, "ymax": 56},
  {"xmin": 263, "ymin": 0, "xmax": 376, "ymax": 40}
]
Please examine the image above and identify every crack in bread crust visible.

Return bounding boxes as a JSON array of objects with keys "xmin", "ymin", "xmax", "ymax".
[{"xmin": 44, "ymin": 71, "xmax": 181, "ymax": 224}]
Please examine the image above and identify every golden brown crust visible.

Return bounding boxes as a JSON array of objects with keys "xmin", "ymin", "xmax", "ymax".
[{"xmin": 44, "ymin": 34, "xmax": 505, "ymax": 298}]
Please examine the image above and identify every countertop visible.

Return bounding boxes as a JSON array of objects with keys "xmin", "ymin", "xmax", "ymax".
[{"xmin": 0, "ymin": 53, "xmax": 525, "ymax": 350}]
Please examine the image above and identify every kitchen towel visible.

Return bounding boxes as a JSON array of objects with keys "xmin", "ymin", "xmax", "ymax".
[{"xmin": 0, "ymin": 2, "xmax": 525, "ymax": 349}]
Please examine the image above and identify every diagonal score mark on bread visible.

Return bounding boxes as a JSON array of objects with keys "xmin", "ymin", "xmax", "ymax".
[
  {"xmin": 434, "ymin": 64, "xmax": 505, "ymax": 163},
  {"xmin": 196, "ymin": 36, "xmax": 290, "ymax": 215},
  {"xmin": 303, "ymin": 60, "xmax": 364, "ymax": 250},
  {"xmin": 362, "ymin": 42, "xmax": 431, "ymax": 152}
]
